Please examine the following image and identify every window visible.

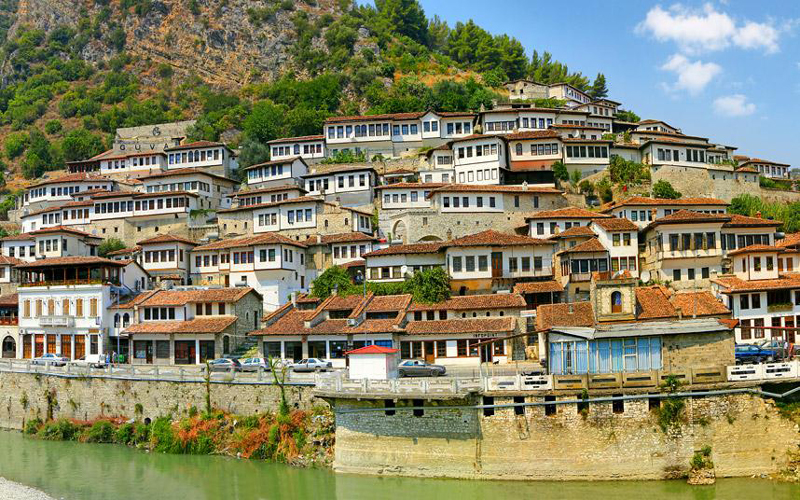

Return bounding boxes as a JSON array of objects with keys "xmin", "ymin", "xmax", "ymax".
[
  {"xmin": 452, "ymin": 256, "xmax": 462, "ymax": 272},
  {"xmin": 478, "ymin": 255, "xmax": 488, "ymax": 272},
  {"xmin": 465, "ymin": 256, "xmax": 475, "ymax": 272},
  {"xmin": 740, "ymin": 294, "xmax": 750, "ymax": 310},
  {"xmin": 701, "ymin": 267, "xmax": 709, "ymax": 279},
  {"xmin": 673, "ymin": 269, "xmax": 681, "ymax": 281},
  {"xmin": 751, "ymin": 293, "xmax": 761, "ymax": 309},
  {"xmin": 688, "ymin": 268, "xmax": 695, "ymax": 280}
]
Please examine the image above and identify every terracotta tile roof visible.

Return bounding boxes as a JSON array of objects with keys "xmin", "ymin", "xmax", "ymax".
[
  {"xmin": 15, "ymin": 256, "xmax": 125, "ymax": 268},
  {"xmin": 137, "ymin": 234, "xmax": 198, "ymax": 246},
  {"xmin": 670, "ymin": 291, "xmax": 730, "ymax": 317},
  {"xmin": 383, "ymin": 168, "xmax": 416, "ymax": 175},
  {"xmin": 131, "ymin": 190, "xmax": 198, "ymax": 199},
  {"xmin": 561, "ymin": 138, "xmax": 613, "ymax": 144},
  {"xmin": 727, "ymin": 244, "xmax": 783, "ymax": 256},
  {"xmin": 600, "ymin": 196, "xmax": 728, "ymax": 212},
  {"xmin": 309, "ymin": 318, "xmax": 402, "ymax": 335},
  {"xmin": 0, "ymin": 293, "xmax": 18, "ymax": 307},
  {"xmin": 311, "ymin": 232, "xmax": 377, "ymax": 244},
  {"xmin": 635, "ymin": 286, "xmax": 676, "ymax": 320},
  {"xmin": 735, "ymin": 166, "xmax": 758, "ymax": 173},
  {"xmin": 29, "ymin": 226, "xmax": 94, "ymax": 237},
  {"xmin": 445, "ymin": 230, "xmax": 555, "ymax": 247},
  {"xmin": 193, "ymin": 233, "xmax": 307, "ymax": 251},
  {"xmin": 557, "ymin": 237, "xmax": 607, "ymax": 254},
  {"xmin": 243, "ymin": 157, "xmax": 305, "ymax": 170},
  {"xmin": 250, "ymin": 309, "xmax": 313, "ymax": 336},
  {"xmin": 29, "ymin": 173, "xmax": 110, "ymax": 188},
  {"xmin": 526, "ymin": 207, "xmax": 608, "ymax": 220},
  {"xmin": 363, "ymin": 242, "xmax": 444, "ymax": 257},
  {"xmin": 536, "ymin": 302, "xmax": 594, "ymax": 330},
  {"xmin": 740, "ymin": 158, "xmax": 790, "ymax": 167},
  {"xmin": 712, "ymin": 274, "xmax": 800, "ymax": 293},
  {"xmin": 0, "ymin": 232, "xmax": 33, "ymax": 241},
  {"xmin": 323, "ymin": 293, "xmax": 366, "ymax": 311},
  {"xmin": 71, "ymin": 188, "xmax": 110, "ymax": 197},
  {"xmin": 428, "ymin": 184, "xmax": 563, "ymax": 196},
  {"xmin": 404, "ymin": 317, "xmax": 516, "ymax": 335},
  {"xmin": 106, "ymin": 246, "xmax": 141, "ymax": 256},
  {"xmin": 513, "ymin": 281, "xmax": 564, "ymax": 294},
  {"xmin": 723, "ymin": 214, "xmax": 781, "ymax": 228},
  {"xmin": 341, "ymin": 259, "xmax": 366, "ymax": 269},
  {"xmin": 408, "ymin": 293, "xmax": 526, "ymax": 311},
  {"xmin": 324, "ymin": 112, "xmax": 425, "ymax": 123},
  {"xmin": 777, "ymin": 233, "xmax": 800, "ymax": 249},
  {"xmin": 591, "ymin": 217, "xmax": 639, "ymax": 231},
  {"xmin": 366, "ymin": 294, "xmax": 413, "ymax": 312},
  {"xmin": 375, "ymin": 182, "xmax": 446, "ymax": 190},
  {"xmin": 505, "ymin": 130, "xmax": 561, "ymax": 140},
  {"xmin": 645, "ymin": 210, "xmax": 731, "ymax": 229},
  {"xmin": 548, "ymin": 226, "xmax": 595, "ymax": 239},
  {"xmin": 0, "ymin": 255, "xmax": 25, "ymax": 266},
  {"xmin": 232, "ymin": 185, "xmax": 307, "ymax": 197},
  {"xmin": 267, "ymin": 135, "xmax": 324, "ymax": 144},
  {"xmin": 137, "ymin": 168, "xmax": 237, "ymax": 183},
  {"xmin": 216, "ymin": 196, "xmax": 324, "ymax": 213},
  {"xmin": 718, "ymin": 318, "xmax": 739, "ymax": 329},
  {"xmin": 138, "ymin": 288, "xmax": 256, "ymax": 306},
  {"xmin": 346, "ymin": 344, "xmax": 398, "ymax": 355},
  {"xmin": 164, "ymin": 140, "xmax": 229, "ymax": 152},
  {"xmin": 304, "ymin": 164, "xmax": 376, "ymax": 176},
  {"xmin": 123, "ymin": 316, "xmax": 237, "ymax": 334}
]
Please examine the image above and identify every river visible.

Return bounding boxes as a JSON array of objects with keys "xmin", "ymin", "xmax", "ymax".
[{"xmin": 0, "ymin": 430, "xmax": 797, "ymax": 499}]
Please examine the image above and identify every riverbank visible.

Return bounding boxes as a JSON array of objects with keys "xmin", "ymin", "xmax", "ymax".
[
  {"xmin": 0, "ymin": 477, "xmax": 55, "ymax": 500},
  {"xmin": 21, "ymin": 406, "xmax": 335, "ymax": 468}
]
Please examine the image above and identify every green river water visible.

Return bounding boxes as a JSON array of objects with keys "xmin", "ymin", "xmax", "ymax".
[{"xmin": 0, "ymin": 430, "xmax": 798, "ymax": 500}]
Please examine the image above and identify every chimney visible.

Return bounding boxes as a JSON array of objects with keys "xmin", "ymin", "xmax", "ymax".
[
  {"xmin": 291, "ymin": 292, "xmax": 297, "ymax": 307},
  {"xmin": 676, "ymin": 306, "xmax": 683, "ymax": 320},
  {"xmin": 568, "ymin": 303, "xmax": 574, "ymax": 314},
  {"xmin": 755, "ymin": 211, "xmax": 762, "ymax": 219},
  {"xmin": 522, "ymin": 181, "xmax": 529, "ymax": 191}
]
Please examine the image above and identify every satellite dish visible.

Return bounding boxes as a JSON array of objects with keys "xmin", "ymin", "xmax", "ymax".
[{"xmin": 641, "ymin": 270, "xmax": 651, "ymax": 283}]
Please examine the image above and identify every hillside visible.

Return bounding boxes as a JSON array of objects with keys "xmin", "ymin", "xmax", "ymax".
[{"xmin": 0, "ymin": 0, "xmax": 608, "ymax": 187}]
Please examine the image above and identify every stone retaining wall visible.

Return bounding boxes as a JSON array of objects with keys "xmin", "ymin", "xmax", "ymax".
[
  {"xmin": 0, "ymin": 372, "xmax": 320, "ymax": 430},
  {"xmin": 332, "ymin": 392, "xmax": 800, "ymax": 480}
]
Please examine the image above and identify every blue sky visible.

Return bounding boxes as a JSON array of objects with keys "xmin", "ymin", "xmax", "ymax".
[{"xmin": 414, "ymin": 0, "xmax": 800, "ymax": 167}]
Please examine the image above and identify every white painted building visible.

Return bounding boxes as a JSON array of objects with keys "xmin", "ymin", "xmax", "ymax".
[
  {"xmin": 267, "ymin": 135, "xmax": 326, "ymax": 162},
  {"xmin": 451, "ymin": 135, "xmax": 508, "ymax": 185},
  {"xmin": 164, "ymin": 141, "xmax": 238, "ymax": 177},
  {"xmin": 244, "ymin": 157, "xmax": 308, "ymax": 188}
]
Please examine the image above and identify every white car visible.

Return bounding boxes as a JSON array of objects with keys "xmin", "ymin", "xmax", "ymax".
[
  {"xmin": 291, "ymin": 358, "xmax": 332, "ymax": 372},
  {"xmin": 31, "ymin": 353, "xmax": 70, "ymax": 366},
  {"xmin": 239, "ymin": 357, "xmax": 270, "ymax": 372}
]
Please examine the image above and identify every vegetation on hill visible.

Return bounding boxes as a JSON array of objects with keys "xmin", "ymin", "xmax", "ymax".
[
  {"xmin": 0, "ymin": 0, "xmax": 612, "ymax": 182},
  {"xmin": 311, "ymin": 265, "xmax": 450, "ymax": 303},
  {"xmin": 729, "ymin": 194, "xmax": 800, "ymax": 233}
]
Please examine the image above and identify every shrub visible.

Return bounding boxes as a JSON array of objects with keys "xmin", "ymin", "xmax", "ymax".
[
  {"xmin": 133, "ymin": 422, "xmax": 150, "ymax": 444},
  {"xmin": 24, "ymin": 418, "xmax": 43, "ymax": 435},
  {"xmin": 83, "ymin": 420, "xmax": 115, "ymax": 443},
  {"xmin": 4, "ymin": 132, "xmax": 28, "ymax": 159},
  {"xmin": 115, "ymin": 422, "xmax": 135, "ymax": 444},
  {"xmin": 44, "ymin": 120, "xmax": 63, "ymax": 135},
  {"xmin": 39, "ymin": 419, "xmax": 80, "ymax": 441},
  {"xmin": 652, "ymin": 180, "xmax": 681, "ymax": 199},
  {"xmin": 150, "ymin": 416, "xmax": 178, "ymax": 453}
]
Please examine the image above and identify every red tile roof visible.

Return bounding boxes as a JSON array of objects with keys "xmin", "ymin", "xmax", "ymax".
[
  {"xmin": 428, "ymin": 184, "xmax": 563, "ymax": 196},
  {"xmin": 505, "ymin": 130, "xmax": 561, "ymax": 140},
  {"xmin": 445, "ymin": 230, "xmax": 555, "ymax": 247},
  {"xmin": 267, "ymin": 135, "xmax": 324, "ymax": 144},
  {"xmin": 635, "ymin": 286, "xmax": 676, "ymax": 320},
  {"xmin": 138, "ymin": 288, "xmax": 256, "ymax": 306},
  {"xmin": 777, "ymin": 233, "xmax": 800, "ymax": 249},
  {"xmin": 557, "ymin": 237, "xmax": 607, "ymax": 254},
  {"xmin": 408, "ymin": 293, "xmax": 526, "ymax": 311},
  {"xmin": 375, "ymin": 182, "xmax": 447, "ymax": 190},
  {"xmin": 366, "ymin": 294, "xmax": 413, "ymax": 312},
  {"xmin": 232, "ymin": 185, "xmax": 307, "ymax": 197},
  {"xmin": 0, "ymin": 293, "xmax": 17, "ymax": 307},
  {"xmin": 712, "ymin": 274, "xmax": 800, "ymax": 293},
  {"xmin": 311, "ymin": 232, "xmax": 377, "ymax": 244},
  {"xmin": 216, "ymin": 196, "xmax": 324, "ymax": 213},
  {"xmin": 193, "ymin": 233, "xmax": 307, "ymax": 251},
  {"xmin": 723, "ymin": 214, "xmax": 781, "ymax": 228},
  {"xmin": 29, "ymin": 173, "xmax": 110, "ymax": 188},
  {"xmin": 123, "ymin": 316, "xmax": 237, "ymax": 334},
  {"xmin": 164, "ymin": 140, "xmax": 229, "ymax": 152},
  {"xmin": 106, "ymin": 246, "xmax": 141, "ymax": 256},
  {"xmin": 0, "ymin": 255, "xmax": 25, "ymax": 266},
  {"xmin": 362, "ymin": 243, "xmax": 444, "ymax": 257},
  {"xmin": 15, "ymin": 256, "xmax": 125, "ymax": 268},
  {"xmin": 137, "ymin": 168, "xmax": 238, "ymax": 183},
  {"xmin": 645, "ymin": 210, "xmax": 731, "ymax": 229},
  {"xmin": 29, "ymin": 226, "xmax": 95, "ymax": 238},
  {"xmin": 137, "ymin": 234, "xmax": 198, "ymax": 246},
  {"xmin": 600, "ymin": 196, "xmax": 728, "ymax": 212},
  {"xmin": 591, "ymin": 217, "xmax": 639, "ymax": 231},
  {"xmin": 526, "ymin": 207, "xmax": 608, "ymax": 220},
  {"xmin": 325, "ymin": 112, "xmax": 425, "ymax": 123},
  {"xmin": 726, "ymin": 244, "xmax": 783, "ymax": 256},
  {"xmin": 536, "ymin": 302, "xmax": 594, "ymax": 330},
  {"xmin": 548, "ymin": 226, "xmax": 595, "ymax": 239},
  {"xmin": 404, "ymin": 317, "xmax": 516, "ymax": 335},
  {"xmin": 670, "ymin": 291, "xmax": 730, "ymax": 317},
  {"xmin": 513, "ymin": 281, "xmax": 564, "ymax": 294},
  {"xmin": 346, "ymin": 344, "xmax": 398, "ymax": 355}
]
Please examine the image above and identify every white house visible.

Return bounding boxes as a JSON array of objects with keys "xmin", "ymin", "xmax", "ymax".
[
  {"xmin": 302, "ymin": 165, "xmax": 376, "ymax": 206},
  {"xmin": 137, "ymin": 234, "xmax": 197, "ymax": 286},
  {"xmin": 244, "ymin": 157, "xmax": 308, "ymax": 188},
  {"xmin": 451, "ymin": 135, "xmax": 508, "ymax": 185},
  {"xmin": 267, "ymin": 135, "xmax": 326, "ymax": 162},
  {"xmin": 164, "ymin": 141, "xmax": 238, "ymax": 177}
]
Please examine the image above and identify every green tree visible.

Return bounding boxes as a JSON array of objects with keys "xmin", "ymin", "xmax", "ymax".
[
  {"xmin": 652, "ymin": 180, "xmax": 682, "ymax": 199},
  {"xmin": 375, "ymin": 0, "xmax": 429, "ymax": 45},
  {"xmin": 98, "ymin": 237, "xmax": 126, "ymax": 257},
  {"xmin": 403, "ymin": 267, "xmax": 450, "ymax": 304},
  {"xmin": 552, "ymin": 160, "xmax": 568, "ymax": 182},
  {"xmin": 615, "ymin": 110, "xmax": 640, "ymax": 123},
  {"xmin": 589, "ymin": 73, "xmax": 608, "ymax": 99},
  {"xmin": 427, "ymin": 15, "xmax": 449, "ymax": 51},
  {"xmin": 596, "ymin": 177, "xmax": 613, "ymax": 203},
  {"xmin": 243, "ymin": 100, "xmax": 286, "ymax": 144},
  {"xmin": 61, "ymin": 128, "xmax": 105, "ymax": 162},
  {"xmin": 4, "ymin": 132, "xmax": 28, "ymax": 159},
  {"xmin": 570, "ymin": 168, "xmax": 582, "ymax": 186},
  {"xmin": 608, "ymin": 155, "xmax": 648, "ymax": 185},
  {"xmin": 310, "ymin": 266, "xmax": 355, "ymax": 299}
]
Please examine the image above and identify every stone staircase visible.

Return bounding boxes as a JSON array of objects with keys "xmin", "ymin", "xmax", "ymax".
[{"xmin": 230, "ymin": 337, "xmax": 259, "ymax": 359}]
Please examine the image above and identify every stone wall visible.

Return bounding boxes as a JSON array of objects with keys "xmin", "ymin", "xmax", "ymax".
[
  {"xmin": 0, "ymin": 371, "xmax": 320, "ymax": 430},
  {"xmin": 662, "ymin": 331, "xmax": 735, "ymax": 371},
  {"xmin": 332, "ymin": 392, "xmax": 800, "ymax": 480},
  {"xmin": 651, "ymin": 165, "xmax": 800, "ymax": 204}
]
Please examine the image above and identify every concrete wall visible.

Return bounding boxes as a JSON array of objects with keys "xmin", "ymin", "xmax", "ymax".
[
  {"xmin": 0, "ymin": 371, "xmax": 319, "ymax": 430},
  {"xmin": 332, "ymin": 392, "xmax": 800, "ymax": 480}
]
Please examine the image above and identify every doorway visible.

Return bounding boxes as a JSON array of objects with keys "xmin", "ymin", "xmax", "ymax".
[
  {"xmin": 284, "ymin": 341, "xmax": 302, "ymax": 362},
  {"xmin": 491, "ymin": 252, "xmax": 503, "ymax": 278},
  {"xmin": 174, "ymin": 341, "xmax": 196, "ymax": 365},
  {"xmin": 74, "ymin": 336, "xmax": 85, "ymax": 360},
  {"xmin": 2, "ymin": 336, "xmax": 15, "ymax": 358},
  {"xmin": 61, "ymin": 335, "xmax": 72, "ymax": 360},
  {"xmin": 424, "ymin": 341, "xmax": 435, "ymax": 363},
  {"xmin": 480, "ymin": 340, "xmax": 494, "ymax": 363}
]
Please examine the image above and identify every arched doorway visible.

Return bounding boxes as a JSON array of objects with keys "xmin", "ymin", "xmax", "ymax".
[
  {"xmin": 2, "ymin": 336, "xmax": 16, "ymax": 358},
  {"xmin": 223, "ymin": 335, "xmax": 230, "ymax": 355},
  {"xmin": 391, "ymin": 220, "xmax": 407, "ymax": 244}
]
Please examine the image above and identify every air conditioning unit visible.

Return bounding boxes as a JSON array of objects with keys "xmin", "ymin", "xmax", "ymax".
[{"xmin": 346, "ymin": 318, "xmax": 358, "ymax": 327}]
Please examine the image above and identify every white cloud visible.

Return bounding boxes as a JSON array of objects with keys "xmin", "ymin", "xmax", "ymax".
[
  {"xmin": 713, "ymin": 94, "xmax": 756, "ymax": 117},
  {"xmin": 637, "ymin": 4, "xmax": 784, "ymax": 54},
  {"xmin": 660, "ymin": 54, "xmax": 721, "ymax": 95}
]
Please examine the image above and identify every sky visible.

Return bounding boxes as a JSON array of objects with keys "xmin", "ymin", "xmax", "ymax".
[{"xmin": 414, "ymin": 0, "xmax": 800, "ymax": 168}]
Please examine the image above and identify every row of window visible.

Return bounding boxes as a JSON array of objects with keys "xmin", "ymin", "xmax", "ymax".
[
  {"xmin": 442, "ymin": 195, "xmax": 498, "ymax": 209},
  {"xmin": 739, "ymin": 315, "xmax": 797, "ymax": 340},
  {"xmin": 22, "ymin": 298, "xmax": 99, "ymax": 318},
  {"xmin": 549, "ymin": 337, "xmax": 662, "ymax": 375},
  {"xmin": 333, "ymin": 244, "xmax": 369, "ymax": 260},
  {"xmin": 565, "ymin": 145, "xmax": 609, "ymax": 159},
  {"xmin": 247, "ymin": 163, "xmax": 286, "ymax": 180},
  {"xmin": 273, "ymin": 144, "xmax": 322, "ymax": 157},
  {"xmin": 168, "ymin": 149, "xmax": 222, "ymax": 165},
  {"xmin": 145, "ymin": 181, "xmax": 209, "ymax": 193},
  {"xmin": 144, "ymin": 249, "xmax": 184, "ymax": 264},
  {"xmin": 132, "ymin": 155, "xmax": 161, "ymax": 167},
  {"xmin": 445, "ymin": 122, "xmax": 471, "ymax": 135},
  {"xmin": 451, "ymin": 255, "xmax": 543, "ymax": 273},
  {"xmin": 671, "ymin": 267, "xmax": 711, "ymax": 281},
  {"xmin": 663, "ymin": 232, "xmax": 717, "ymax": 252},
  {"xmin": 612, "ymin": 233, "xmax": 633, "ymax": 246},
  {"xmin": 514, "ymin": 142, "xmax": 560, "ymax": 156},
  {"xmin": 400, "ymin": 339, "xmax": 503, "ymax": 359},
  {"xmin": 383, "ymin": 191, "xmax": 431, "ymax": 205},
  {"xmin": 287, "ymin": 208, "xmax": 314, "ymax": 225},
  {"xmin": 28, "ymin": 184, "xmax": 108, "ymax": 200},
  {"xmin": 457, "ymin": 168, "xmax": 499, "ymax": 184},
  {"xmin": 94, "ymin": 197, "xmax": 189, "ymax": 214},
  {"xmin": 38, "ymin": 238, "xmax": 66, "ymax": 254}
]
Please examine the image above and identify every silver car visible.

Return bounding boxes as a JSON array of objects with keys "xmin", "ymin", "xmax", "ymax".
[
  {"xmin": 398, "ymin": 359, "xmax": 446, "ymax": 377},
  {"xmin": 291, "ymin": 358, "xmax": 332, "ymax": 372},
  {"xmin": 32, "ymin": 353, "xmax": 70, "ymax": 367},
  {"xmin": 239, "ymin": 357, "xmax": 270, "ymax": 372}
]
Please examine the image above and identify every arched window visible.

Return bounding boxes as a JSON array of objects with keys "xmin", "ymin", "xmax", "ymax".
[
  {"xmin": 114, "ymin": 313, "xmax": 120, "ymax": 327},
  {"xmin": 2, "ymin": 336, "xmax": 16, "ymax": 358},
  {"xmin": 515, "ymin": 143, "xmax": 523, "ymax": 155},
  {"xmin": 122, "ymin": 313, "xmax": 130, "ymax": 328},
  {"xmin": 611, "ymin": 291, "xmax": 622, "ymax": 313},
  {"xmin": 223, "ymin": 336, "xmax": 230, "ymax": 355}
]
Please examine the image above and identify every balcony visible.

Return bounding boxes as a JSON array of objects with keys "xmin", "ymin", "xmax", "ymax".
[
  {"xmin": 569, "ymin": 272, "xmax": 593, "ymax": 283},
  {"xmin": 767, "ymin": 303, "xmax": 794, "ymax": 313},
  {"xmin": 38, "ymin": 316, "xmax": 75, "ymax": 327}
]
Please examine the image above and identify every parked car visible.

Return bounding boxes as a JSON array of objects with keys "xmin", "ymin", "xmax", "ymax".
[
  {"xmin": 203, "ymin": 358, "xmax": 241, "ymax": 372},
  {"xmin": 291, "ymin": 358, "xmax": 332, "ymax": 372},
  {"xmin": 31, "ymin": 353, "xmax": 70, "ymax": 367},
  {"xmin": 240, "ymin": 357, "xmax": 271, "ymax": 372},
  {"xmin": 72, "ymin": 355, "xmax": 107, "ymax": 369},
  {"xmin": 735, "ymin": 344, "xmax": 777, "ymax": 364},
  {"xmin": 398, "ymin": 359, "xmax": 446, "ymax": 377}
]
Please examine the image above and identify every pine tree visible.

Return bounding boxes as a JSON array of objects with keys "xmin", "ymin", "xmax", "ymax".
[
  {"xmin": 375, "ymin": 0, "xmax": 429, "ymax": 46},
  {"xmin": 590, "ymin": 73, "xmax": 609, "ymax": 99}
]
